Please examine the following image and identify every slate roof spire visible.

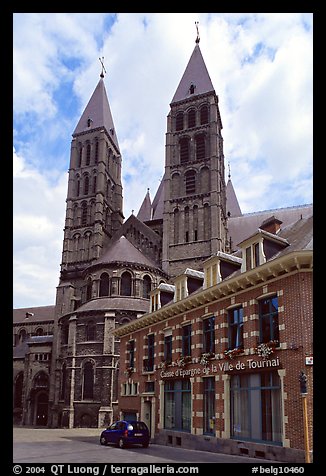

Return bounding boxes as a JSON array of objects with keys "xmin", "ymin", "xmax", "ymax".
[
  {"xmin": 73, "ymin": 71, "xmax": 119, "ymax": 151},
  {"xmin": 171, "ymin": 39, "xmax": 215, "ymax": 104}
]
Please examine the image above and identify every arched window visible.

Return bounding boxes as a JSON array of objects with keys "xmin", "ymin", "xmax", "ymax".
[
  {"xmin": 176, "ymin": 112, "xmax": 184, "ymax": 131},
  {"xmin": 143, "ymin": 275, "xmax": 152, "ymax": 299},
  {"xmin": 86, "ymin": 143, "xmax": 91, "ymax": 165},
  {"xmin": 14, "ymin": 373, "xmax": 24, "ymax": 408},
  {"xmin": 171, "ymin": 173, "xmax": 180, "ymax": 198},
  {"xmin": 76, "ymin": 175, "xmax": 80, "ymax": 197},
  {"xmin": 185, "ymin": 170, "xmax": 196, "ymax": 195},
  {"xmin": 81, "ymin": 202, "xmax": 88, "ymax": 226},
  {"xmin": 99, "ymin": 273, "xmax": 110, "ymax": 297},
  {"xmin": 34, "ymin": 372, "xmax": 49, "ymax": 389},
  {"xmin": 184, "ymin": 206, "xmax": 190, "ymax": 243},
  {"xmin": 195, "ymin": 134, "xmax": 206, "ymax": 160},
  {"xmin": 78, "ymin": 144, "xmax": 82, "ymax": 167},
  {"xmin": 174, "ymin": 208, "xmax": 179, "ymax": 244},
  {"xmin": 62, "ymin": 323, "xmax": 69, "ymax": 345},
  {"xmin": 187, "ymin": 108, "xmax": 196, "ymax": 128},
  {"xmin": 35, "ymin": 328, "xmax": 44, "ymax": 336},
  {"xmin": 60, "ymin": 364, "xmax": 67, "ymax": 400},
  {"xmin": 86, "ymin": 277, "xmax": 92, "ymax": 301},
  {"xmin": 204, "ymin": 203, "xmax": 210, "ymax": 240},
  {"xmin": 193, "ymin": 205, "xmax": 199, "ymax": 241},
  {"xmin": 90, "ymin": 200, "xmax": 96, "ymax": 224},
  {"xmin": 180, "ymin": 137, "xmax": 190, "ymax": 164},
  {"xmin": 83, "ymin": 362, "xmax": 94, "ymax": 400},
  {"xmin": 94, "ymin": 139, "xmax": 99, "ymax": 164},
  {"xmin": 121, "ymin": 272, "xmax": 132, "ymax": 296},
  {"xmin": 86, "ymin": 320, "xmax": 96, "ymax": 341},
  {"xmin": 200, "ymin": 105, "xmax": 209, "ymax": 125},
  {"xmin": 19, "ymin": 329, "xmax": 27, "ymax": 344},
  {"xmin": 92, "ymin": 175, "xmax": 97, "ymax": 194},
  {"xmin": 73, "ymin": 204, "xmax": 79, "ymax": 227},
  {"xmin": 84, "ymin": 175, "xmax": 89, "ymax": 195}
]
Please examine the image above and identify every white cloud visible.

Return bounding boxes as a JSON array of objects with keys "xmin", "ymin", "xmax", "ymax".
[
  {"xmin": 13, "ymin": 148, "xmax": 67, "ymax": 307},
  {"xmin": 13, "ymin": 13, "xmax": 313, "ymax": 307}
]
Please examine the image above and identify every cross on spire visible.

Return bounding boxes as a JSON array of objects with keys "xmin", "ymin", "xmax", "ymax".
[
  {"xmin": 195, "ymin": 21, "xmax": 200, "ymax": 44},
  {"xmin": 99, "ymin": 57, "xmax": 107, "ymax": 78}
]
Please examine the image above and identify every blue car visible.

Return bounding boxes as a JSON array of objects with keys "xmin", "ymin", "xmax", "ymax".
[{"xmin": 100, "ymin": 420, "xmax": 150, "ymax": 448}]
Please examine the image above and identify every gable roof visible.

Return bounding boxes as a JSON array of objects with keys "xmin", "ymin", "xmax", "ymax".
[
  {"xmin": 73, "ymin": 78, "xmax": 120, "ymax": 151},
  {"xmin": 171, "ymin": 44, "xmax": 215, "ymax": 104}
]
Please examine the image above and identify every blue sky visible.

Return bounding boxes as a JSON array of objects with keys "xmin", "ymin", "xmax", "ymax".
[{"xmin": 13, "ymin": 13, "xmax": 313, "ymax": 308}]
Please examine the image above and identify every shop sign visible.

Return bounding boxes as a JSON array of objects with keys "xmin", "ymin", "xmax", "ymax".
[{"xmin": 160, "ymin": 356, "xmax": 280, "ymax": 379}]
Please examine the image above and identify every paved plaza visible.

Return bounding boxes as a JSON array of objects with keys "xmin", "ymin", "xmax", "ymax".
[{"xmin": 13, "ymin": 427, "xmax": 272, "ymax": 464}]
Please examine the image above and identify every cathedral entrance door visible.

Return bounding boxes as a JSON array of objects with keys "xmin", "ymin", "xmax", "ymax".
[{"xmin": 35, "ymin": 392, "xmax": 48, "ymax": 426}]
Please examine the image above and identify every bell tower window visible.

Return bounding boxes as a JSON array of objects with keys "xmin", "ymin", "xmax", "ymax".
[
  {"xmin": 185, "ymin": 170, "xmax": 196, "ymax": 195},
  {"xmin": 200, "ymin": 105, "xmax": 209, "ymax": 125},
  {"xmin": 86, "ymin": 143, "xmax": 91, "ymax": 165},
  {"xmin": 176, "ymin": 112, "xmax": 184, "ymax": 131},
  {"xmin": 187, "ymin": 109, "xmax": 196, "ymax": 128},
  {"xmin": 180, "ymin": 137, "xmax": 190, "ymax": 164}
]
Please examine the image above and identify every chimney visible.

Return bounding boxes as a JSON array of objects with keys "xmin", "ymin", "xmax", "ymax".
[{"xmin": 259, "ymin": 216, "xmax": 282, "ymax": 235}]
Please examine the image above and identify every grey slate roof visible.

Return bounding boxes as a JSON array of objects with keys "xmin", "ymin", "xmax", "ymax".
[
  {"xmin": 171, "ymin": 44, "xmax": 215, "ymax": 103},
  {"xmin": 73, "ymin": 78, "xmax": 120, "ymax": 151},
  {"xmin": 95, "ymin": 235, "xmax": 158, "ymax": 269},
  {"xmin": 228, "ymin": 204, "xmax": 313, "ymax": 251},
  {"xmin": 13, "ymin": 305, "xmax": 55, "ymax": 324},
  {"xmin": 75, "ymin": 296, "xmax": 149, "ymax": 314}
]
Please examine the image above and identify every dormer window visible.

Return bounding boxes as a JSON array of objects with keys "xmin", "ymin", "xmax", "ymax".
[
  {"xmin": 87, "ymin": 118, "xmax": 93, "ymax": 128},
  {"xmin": 203, "ymin": 252, "xmax": 242, "ymax": 289},
  {"xmin": 239, "ymin": 229, "xmax": 289, "ymax": 272},
  {"xmin": 189, "ymin": 83, "xmax": 195, "ymax": 94},
  {"xmin": 245, "ymin": 242, "xmax": 260, "ymax": 270}
]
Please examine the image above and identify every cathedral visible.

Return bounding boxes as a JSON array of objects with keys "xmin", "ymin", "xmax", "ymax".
[{"xmin": 13, "ymin": 34, "xmax": 312, "ymax": 441}]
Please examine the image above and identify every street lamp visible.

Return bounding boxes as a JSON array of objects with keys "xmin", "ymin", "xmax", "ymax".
[{"xmin": 299, "ymin": 371, "xmax": 310, "ymax": 463}]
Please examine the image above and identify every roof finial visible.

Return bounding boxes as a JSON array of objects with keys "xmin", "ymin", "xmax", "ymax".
[
  {"xmin": 99, "ymin": 57, "xmax": 107, "ymax": 78},
  {"xmin": 228, "ymin": 161, "xmax": 231, "ymax": 179},
  {"xmin": 195, "ymin": 21, "xmax": 200, "ymax": 44}
]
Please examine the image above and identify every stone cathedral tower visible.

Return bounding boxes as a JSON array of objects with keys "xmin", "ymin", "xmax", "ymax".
[
  {"xmin": 162, "ymin": 39, "xmax": 228, "ymax": 277},
  {"xmin": 57, "ymin": 75, "xmax": 124, "ymax": 314}
]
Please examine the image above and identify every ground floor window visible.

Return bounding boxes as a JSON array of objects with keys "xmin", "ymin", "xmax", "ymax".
[
  {"xmin": 230, "ymin": 371, "xmax": 282, "ymax": 444},
  {"xmin": 203, "ymin": 377, "xmax": 215, "ymax": 434},
  {"xmin": 164, "ymin": 379, "xmax": 191, "ymax": 432}
]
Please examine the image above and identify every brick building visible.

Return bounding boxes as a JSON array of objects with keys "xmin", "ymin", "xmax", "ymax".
[
  {"xmin": 114, "ymin": 216, "xmax": 313, "ymax": 462},
  {"xmin": 13, "ymin": 30, "xmax": 312, "ymax": 459}
]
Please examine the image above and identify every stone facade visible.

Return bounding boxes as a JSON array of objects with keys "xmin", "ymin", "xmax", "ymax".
[{"xmin": 13, "ymin": 38, "xmax": 312, "ymax": 462}]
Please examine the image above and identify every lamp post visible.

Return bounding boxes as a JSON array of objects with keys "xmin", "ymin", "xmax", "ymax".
[{"xmin": 299, "ymin": 371, "xmax": 310, "ymax": 463}]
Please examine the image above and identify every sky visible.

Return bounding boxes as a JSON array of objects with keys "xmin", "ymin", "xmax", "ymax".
[{"xmin": 13, "ymin": 12, "xmax": 313, "ymax": 309}]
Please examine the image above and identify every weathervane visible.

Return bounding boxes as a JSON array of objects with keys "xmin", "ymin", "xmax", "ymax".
[
  {"xmin": 99, "ymin": 57, "xmax": 107, "ymax": 78},
  {"xmin": 195, "ymin": 21, "xmax": 200, "ymax": 44}
]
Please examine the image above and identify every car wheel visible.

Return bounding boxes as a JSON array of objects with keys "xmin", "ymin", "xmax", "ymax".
[
  {"xmin": 100, "ymin": 436, "xmax": 108, "ymax": 446},
  {"xmin": 117, "ymin": 438, "xmax": 125, "ymax": 449}
]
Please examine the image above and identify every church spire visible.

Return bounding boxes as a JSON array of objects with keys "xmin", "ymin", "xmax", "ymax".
[
  {"xmin": 73, "ymin": 74, "xmax": 119, "ymax": 151},
  {"xmin": 171, "ymin": 38, "xmax": 214, "ymax": 103}
]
